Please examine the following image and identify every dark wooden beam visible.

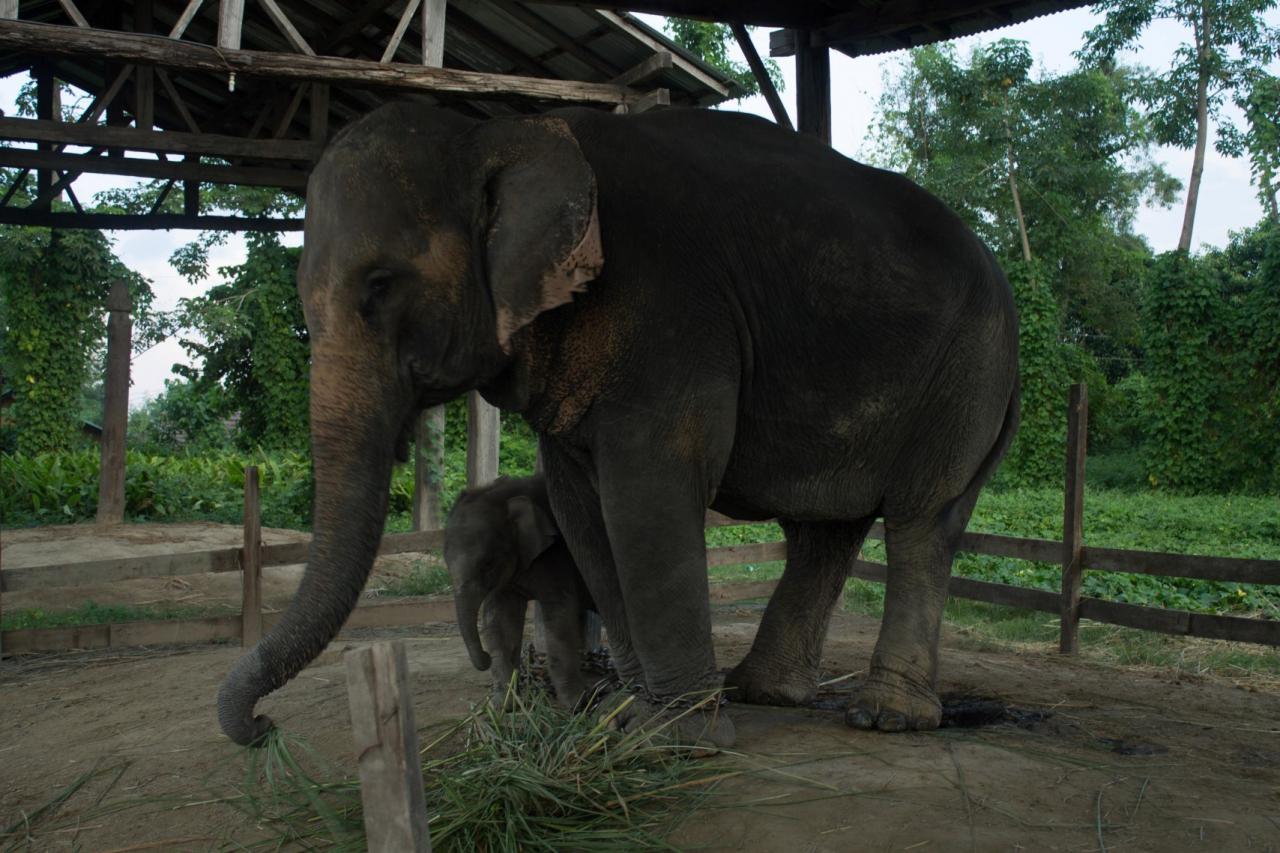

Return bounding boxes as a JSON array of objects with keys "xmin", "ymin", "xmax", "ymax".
[
  {"xmin": 731, "ymin": 24, "xmax": 792, "ymax": 131},
  {"xmin": 96, "ymin": 279, "xmax": 130, "ymax": 525},
  {"xmin": 795, "ymin": 30, "xmax": 830, "ymax": 145},
  {"xmin": 0, "ymin": 209, "xmax": 302, "ymax": 230},
  {"xmin": 0, "ymin": 148, "xmax": 308, "ymax": 188},
  {"xmin": 610, "ymin": 51, "xmax": 672, "ymax": 87},
  {"xmin": 0, "ymin": 19, "xmax": 636, "ymax": 105},
  {"xmin": 0, "ymin": 116, "xmax": 320, "ymax": 161}
]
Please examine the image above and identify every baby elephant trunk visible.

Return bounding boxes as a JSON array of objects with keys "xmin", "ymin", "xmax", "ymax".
[{"xmin": 454, "ymin": 582, "xmax": 492, "ymax": 671}]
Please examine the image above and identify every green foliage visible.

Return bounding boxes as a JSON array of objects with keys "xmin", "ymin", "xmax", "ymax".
[
  {"xmin": 663, "ymin": 18, "xmax": 782, "ymax": 98},
  {"xmin": 1003, "ymin": 260, "xmax": 1069, "ymax": 483},
  {"xmin": 128, "ymin": 379, "xmax": 234, "ymax": 453},
  {"xmin": 0, "ymin": 225, "xmax": 152, "ymax": 454},
  {"xmin": 1141, "ymin": 226, "xmax": 1280, "ymax": 491},
  {"xmin": 380, "ymin": 560, "xmax": 453, "ymax": 597},
  {"xmin": 173, "ymin": 233, "xmax": 310, "ymax": 450},
  {"xmin": 1221, "ymin": 74, "xmax": 1280, "ymax": 221},
  {"xmin": 1, "ymin": 600, "xmax": 235, "ymax": 632}
]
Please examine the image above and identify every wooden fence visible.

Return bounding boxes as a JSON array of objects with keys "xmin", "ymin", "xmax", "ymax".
[{"xmin": 2, "ymin": 384, "xmax": 1277, "ymax": 656}]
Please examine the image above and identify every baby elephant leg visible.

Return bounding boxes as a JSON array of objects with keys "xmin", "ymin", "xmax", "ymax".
[
  {"xmin": 482, "ymin": 592, "xmax": 528, "ymax": 705},
  {"xmin": 539, "ymin": 598, "xmax": 590, "ymax": 709}
]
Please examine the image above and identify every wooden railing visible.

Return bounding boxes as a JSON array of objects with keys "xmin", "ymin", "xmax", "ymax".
[{"xmin": 2, "ymin": 384, "xmax": 1277, "ymax": 655}]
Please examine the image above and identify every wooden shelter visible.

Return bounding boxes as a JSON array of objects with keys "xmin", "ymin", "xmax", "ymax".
[{"xmin": 0, "ymin": 0, "xmax": 1088, "ymax": 525}]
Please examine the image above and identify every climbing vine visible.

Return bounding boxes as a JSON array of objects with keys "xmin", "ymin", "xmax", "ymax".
[{"xmin": 1002, "ymin": 259, "xmax": 1069, "ymax": 484}]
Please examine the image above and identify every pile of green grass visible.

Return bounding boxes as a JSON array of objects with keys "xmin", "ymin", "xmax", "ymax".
[{"xmin": 232, "ymin": 692, "xmax": 728, "ymax": 851}]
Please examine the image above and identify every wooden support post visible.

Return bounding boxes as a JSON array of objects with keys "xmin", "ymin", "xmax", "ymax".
[
  {"xmin": 35, "ymin": 63, "xmax": 56, "ymax": 209},
  {"xmin": 466, "ymin": 393, "xmax": 500, "ymax": 487},
  {"xmin": 218, "ymin": 0, "xmax": 243, "ymax": 49},
  {"xmin": 412, "ymin": 406, "xmax": 446, "ymax": 531},
  {"xmin": 345, "ymin": 641, "xmax": 432, "ymax": 853},
  {"xmin": 795, "ymin": 30, "xmax": 831, "ymax": 145},
  {"xmin": 309, "ymin": 82, "xmax": 329, "ymax": 144},
  {"xmin": 421, "ymin": 0, "xmax": 446, "ymax": 68},
  {"xmin": 242, "ymin": 466, "xmax": 263, "ymax": 647},
  {"xmin": 183, "ymin": 153, "xmax": 199, "ymax": 216},
  {"xmin": 95, "ymin": 280, "xmax": 131, "ymax": 525},
  {"xmin": 0, "ymin": 1, "xmax": 17, "ymax": 20},
  {"xmin": 134, "ymin": 0, "xmax": 154, "ymax": 131},
  {"xmin": 1059, "ymin": 383, "xmax": 1088, "ymax": 653},
  {"xmin": 731, "ymin": 24, "xmax": 793, "ymax": 131}
]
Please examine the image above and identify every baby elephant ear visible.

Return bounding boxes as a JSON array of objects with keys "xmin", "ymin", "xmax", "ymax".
[
  {"xmin": 507, "ymin": 495, "xmax": 559, "ymax": 570},
  {"xmin": 471, "ymin": 116, "xmax": 603, "ymax": 351}
]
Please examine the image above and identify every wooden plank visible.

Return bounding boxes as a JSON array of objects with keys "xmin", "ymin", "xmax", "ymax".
[
  {"xmin": 378, "ymin": 529, "xmax": 447, "ymax": 556},
  {"xmin": 0, "ymin": 20, "xmax": 636, "ymax": 105},
  {"xmin": 156, "ymin": 68, "xmax": 201, "ymax": 134},
  {"xmin": 731, "ymin": 23, "xmax": 793, "ymax": 131},
  {"xmin": 0, "ymin": 117, "xmax": 321, "ymax": 161},
  {"xmin": 167, "ymin": 0, "xmax": 206, "ymax": 40},
  {"xmin": 950, "ymin": 575, "xmax": 1061, "ymax": 613},
  {"xmin": 1078, "ymin": 598, "xmax": 1280, "ymax": 647},
  {"xmin": 259, "ymin": 0, "xmax": 315, "ymax": 56},
  {"xmin": 260, "ymin": 540, "xmax": 311, "ymax": 566},
  {"xmin": 1082, "ymin": 546, "xmax": 1280, "ymax": 585},
  {"xmin": 709, "ymin": 580, "xmax": 779, "ymax": 602},
  {"xmin": 95, "ymin": 280, "xmax": 131, "ymax": 525},
  {"xmin": 595, "ymin": 10, "xmax": 730, "ymax": 98},
  {"xmin": 0, "ymin": 1, "xmax": 17, "ymax": 21},
  {"xmin": 795, "ymin": 30, "xmax": 831, "ymax": 144},
  {"xmin": 345, "ymin": 642, "xmax": 433, "ymax": 853},
  {"xmin": 0, "ymin": 209, "xmax": 302, "ymax": 231},
  {"xmin": 2, "ymin": 615, "xmax": 241, "ymax": 654},
  {"xmin": 610, "ymin": 51, "xmax": 673, "ymax": 87},
  {"xmin": 242, "ymin": 466, "xmax": 263, "ymax": 646},
  {"xmin": 466, "ymin": 392, "xmax": 500, "ymax": 487},
  {"xmin": 381, "ymin": 0, "xmax": 422, "ymax": 63},
  {"xmin": 1, "ymin": 547, "xmax": 242, "ymax": 592},
  {"xmin": 420, "ymin": 0, "xmax": 446, "ymax": 68},
  {"xmin": 412, "ymin": 407, "xmax": 446, "ymax": 532},
  {"xmin": 1060, "ymin": 383, "xmax": 1088, "ymax": 653},
  {"xmin": 0, "ymin": 148, "xmax": 308, "ymax": 188},
  {"xmin": 344, "ymin": 598, "xmax": 457, "ymax": 629},
  {"xmin": 958, "ymin": 531, "xmax": 1062, "ymax": 562},
  {"xmin": 707, "ymin": 541, "xmax": 787, "ymax": 567},
  {"xmin": 218, "ymin": 0, "xmax": 244, "ymax": 50},
  {"xmin": 57, "ymin": 0, "xmax": 90, "ymax": 28},
  {"xmin": 704, "ymin": 510, "xmax": 774, "ymax": 528},
  {"xmin": 627, "ymin": 88, "xmax": 670, "ymax": 113}
]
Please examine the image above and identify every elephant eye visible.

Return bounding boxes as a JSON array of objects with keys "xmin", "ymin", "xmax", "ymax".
[{"xmin": 360, "ymin": 268, "xmax": 394, "ymax": 318}]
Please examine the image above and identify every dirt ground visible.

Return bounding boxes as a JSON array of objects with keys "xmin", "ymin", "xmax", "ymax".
[{"xmin": 2, "ymin": 524, "xmax": 1279, "ymax": 852}]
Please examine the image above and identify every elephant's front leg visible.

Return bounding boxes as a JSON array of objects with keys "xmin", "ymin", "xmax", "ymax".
[
  {"xmin": 481, "ymin": 592, "xmax": 527, "ymax": 706},
  {"xmin": 594, "ymin": 440, "xmax": 735, "ymax": 748}
]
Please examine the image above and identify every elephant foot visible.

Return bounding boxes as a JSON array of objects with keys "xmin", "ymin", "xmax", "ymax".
[
  {"xmin": 723, "ymin": 653, "xmax": 816, "ymax": 706},
  {"xmin": 601, "ymin": 691, "xmax": 737, "ymax": 755},
  {"xmin": 844, "ymin": 665, "xmax": 941, "ymax": 732}
]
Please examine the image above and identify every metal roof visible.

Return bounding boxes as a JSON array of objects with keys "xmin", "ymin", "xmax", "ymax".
[{"xmin": 0, "ymin": 1, "xmax": 742, "ymax": 141}]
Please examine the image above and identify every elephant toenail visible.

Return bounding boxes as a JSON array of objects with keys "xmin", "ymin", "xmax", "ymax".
[
  {"xmin": 845, "ymin": 707, "xmax": 875, "ymax": 729},
  {"xmin": 878, "ymin": 712, "xmax": 908, "ymax": 732}
]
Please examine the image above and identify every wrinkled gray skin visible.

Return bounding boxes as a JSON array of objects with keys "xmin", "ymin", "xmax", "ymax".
[
  {"xmin": 445, "ymin": 475, "xmax": 596, "ymax": 708},
  {"xmin": 217, "ymin": 101, "xmax": 1019, "ymax": 749}
]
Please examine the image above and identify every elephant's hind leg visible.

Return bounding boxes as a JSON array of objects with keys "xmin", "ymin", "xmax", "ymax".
[{"xmin": 725, "ymin": 517, "xmax": 875, "ymax": 706}]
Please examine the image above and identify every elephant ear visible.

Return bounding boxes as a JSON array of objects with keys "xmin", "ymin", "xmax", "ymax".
[
  {"xmin": 472, "ymin": 117, "xmax": 603, "ymax": 352},
  {"xmin": 507, "ymin": 495, "xmax": 559, "ymax": 571}
]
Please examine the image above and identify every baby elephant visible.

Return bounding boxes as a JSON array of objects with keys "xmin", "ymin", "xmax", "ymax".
[{"xmin": 444, "ymin": 474, "xmax": 597, "ymax": 707}]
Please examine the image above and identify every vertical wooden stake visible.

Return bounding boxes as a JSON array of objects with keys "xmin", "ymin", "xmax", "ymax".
[
  {"xmin": 421, "ymin": 0, "xmax": 446, "ymax": 68},
  {"xmin": 466, "ymin": 392, "xmax": 500, "ymax": 487},
  {"xmin": 1059, "ymin": 383, "xmax": 1088, "ymax": 653},
  {"xmin": 412, "ymin": 406, "xmax": 446, "ymax": 531},
  {"xmin": 242, "ymin": 465, "xmax": 263, "ymax": 647},
  {"xmin": 346, "ymin": 641, "xmax": 432, "ymax": 853},
  {"xmin": 795, "ymin": 30, "xmax": 831, "ymax": 145},
  {"xmin": 96, "ymin": 280, "xmax": 131, "ymax": 525}
]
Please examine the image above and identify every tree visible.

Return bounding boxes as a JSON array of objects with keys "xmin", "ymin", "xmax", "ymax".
[
  {"xmin": 1078, "ymin": 0, "xmax": 1280, "ymax": 251},
  {"xmin": 1222, "ymin": 73, "xmax": 1280, "ymax": 223},
  {"xmin": 870, "ymin": 40, "xmax": 1178, "ymax": 479}
]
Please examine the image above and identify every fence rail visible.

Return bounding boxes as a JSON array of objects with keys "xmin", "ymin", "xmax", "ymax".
[{"xmin": 2, "ymin": 384, "xmax": 1277, "ymax": 656}]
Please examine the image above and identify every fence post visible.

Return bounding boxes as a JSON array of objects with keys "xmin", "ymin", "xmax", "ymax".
[
  {"xmin": 1059, "ymin": 383, "xmax": 1088, "ymax": 653},
  {"xmin": 242, "ymin": 466, "xmax": 263, "ymax": 647},
  {"xmin": 96, "ymin": 279, "xmax": 131, "ymax": 525},
  {"xmin": 413, "ymin": 406, "xmax": 446, "ymax": 531},
  {"xmin": 346, "ymin": 641, "xmax": 432, "ymax": 852}
]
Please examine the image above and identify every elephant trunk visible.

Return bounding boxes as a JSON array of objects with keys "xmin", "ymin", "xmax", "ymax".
[
  {"xmin": 455, "ymin": 581, "xmax": 492, "ymax": 671},
  {"xmin": 218, "ymin": 395, "xmax": 396, "ymax": 746}
]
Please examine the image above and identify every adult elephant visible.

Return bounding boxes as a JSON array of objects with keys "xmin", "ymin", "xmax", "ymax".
[{"xmin": 217, "ymin": 101, "xmax": 1019, "ymax": 748}]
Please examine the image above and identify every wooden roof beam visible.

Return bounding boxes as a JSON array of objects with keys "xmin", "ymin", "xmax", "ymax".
[
  {"xmin": 0, "ymin": 19, "xmax": 637, "ymax": 105},
  {"xmin": 0, "ymin": 209, "xmax": 302, "ymax": 230}
]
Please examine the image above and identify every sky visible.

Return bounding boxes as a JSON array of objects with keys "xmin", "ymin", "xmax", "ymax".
[{"xmin": 2, "ymin": 5, "xmax": 1276, "ymax": 408}]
